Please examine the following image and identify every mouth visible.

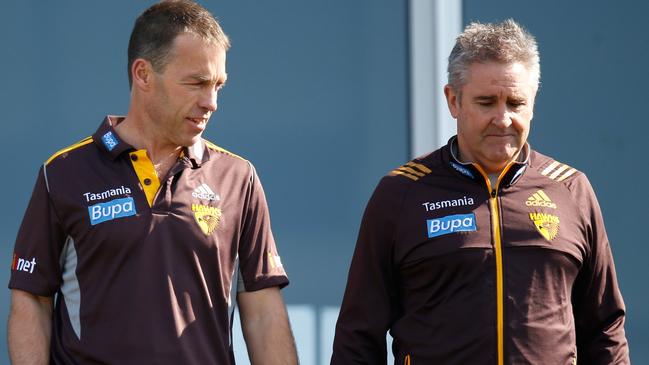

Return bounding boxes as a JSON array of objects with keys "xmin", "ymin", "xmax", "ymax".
[
  {"xmin": 485, "ymin": 133, "xmax": 515, "ymax": 139},
  {"xmin": 185, "ymin": 117, "xmax": 209, "ymax": 131},
  {"xmin": 186, "ymin": 117, "xmax": 209, "ymax": 124}
]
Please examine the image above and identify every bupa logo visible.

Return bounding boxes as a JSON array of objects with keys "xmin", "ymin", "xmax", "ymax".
[
  {"xmin": 101, "ymin": 131, "xmax": 119, "ymax": 151},
  {"xmin": 11, "ymin": 254, "xmax": 37, "ymax": 274},
  {"xmin": 88, "ymin": 197, "xmax": 136, "ymax": 225},
  {"xmin": 426, "ymin": 213, "xmax": 476, "ymax": 238}
]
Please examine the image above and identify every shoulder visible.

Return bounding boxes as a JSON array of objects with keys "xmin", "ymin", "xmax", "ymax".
[
  {"xmin": 385, "ymin": 149, "xmax": 441, "ymax": 184},
  {"xmin": 44, "ymin": 136, "xmax": 95, "ymax": 167},
  {"xmin": 203, "ymin": 139, "xmax": 253, "ymax": 170},
  {"xmin": 370, "ymin": 152, "xmax": 439, "ymax": 209},
  {"xmin": 387, "ymin": 160, "xmax": 433, "ymax": 182},
  {"xmin": 41, "ymin": 136, "xmax": 96, "ymax": 194},
  {"xmin": 202, "ymin": 139, "xmax": 267, "ymax": 187},
  {"xmin": 204, "ymin": 139, "xmax": 247, "ymax": 162},
  {"xmin": 529, "ymin": 149, "xmax": 597, "ymax": 202},
  {"xmin": 531, "ymin": 150, "xmax": 585, "ymax": 186}
]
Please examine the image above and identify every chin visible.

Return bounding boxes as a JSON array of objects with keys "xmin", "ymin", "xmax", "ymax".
[
  {"xmin": 492, "ymin": 145, "xmax": 519, "ymax": 158},
  {"xmin": 184, "ymin": 134, "xmax": 204, "ymax": 147},
  {"xmin": 485, "ymin": 152, "xmax": 515, "ymax": 166}
]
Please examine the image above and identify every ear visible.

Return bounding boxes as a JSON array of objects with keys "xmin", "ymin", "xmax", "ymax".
[
  {"xmin": 131, "ymin": 59, "xmax": 154, "ymax": 91},
  {"xmin": 444, "ymin": 84, "xmax": 459, "ymax": 119}
]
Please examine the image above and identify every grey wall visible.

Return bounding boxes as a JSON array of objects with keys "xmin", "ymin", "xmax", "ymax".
[
  {"xmin": 463, "ymin": 0, "xmax": 649, "ymax": 363},
  {"xmin": 0, "ymin": 1, "xmax": 408, "ymax": 363}
]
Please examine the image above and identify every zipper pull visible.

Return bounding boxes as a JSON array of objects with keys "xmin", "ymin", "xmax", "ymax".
[{"xmin": 491, "ymin": 189, "xmax": 497, "ymax": 198}]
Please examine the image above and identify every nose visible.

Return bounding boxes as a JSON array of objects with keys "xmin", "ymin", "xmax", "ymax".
[
  {"xmin": 199, "ymin": 88, "xmax": 218, "ymax": 112},
  {"xmin": 491, "ymin": 103, "xmax": 512, "ymax": 128}
]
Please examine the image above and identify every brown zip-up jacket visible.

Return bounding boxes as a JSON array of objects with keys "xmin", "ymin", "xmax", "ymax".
[{"xmin": 332, "ymin": 137, "xmax": 629, "ymax": 365}]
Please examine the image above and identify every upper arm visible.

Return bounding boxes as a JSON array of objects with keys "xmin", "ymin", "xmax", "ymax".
[
  {"xmin": 10, "ymin": 289, "xmax": 53, "ymax": 315},
  {"xmin": 237, "ymin": 286, "xmax": 286, "ymax": 322}
]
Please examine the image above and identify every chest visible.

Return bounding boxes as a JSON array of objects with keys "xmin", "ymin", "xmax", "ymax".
[
  {"xmin": 393, "ymin": 183, "xmax": 588, "ymax": 273},
  {"xmin": 49, "ymin": 160, "xmax": 248, "ymax": 262}
]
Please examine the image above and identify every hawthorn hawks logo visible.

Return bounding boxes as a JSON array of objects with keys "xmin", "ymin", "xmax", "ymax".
[
  {"xmin": 192, "ymin": 204, "xmax": 222, "ymax": 235},
  {"xmin": 529, "ymin": 212, "xmax": 560, "ymax": 241}
]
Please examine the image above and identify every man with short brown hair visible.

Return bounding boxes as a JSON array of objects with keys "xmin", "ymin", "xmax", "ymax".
[{"xmin": 8, "ymin": 1, "xmax": 298, "ymax": 364}]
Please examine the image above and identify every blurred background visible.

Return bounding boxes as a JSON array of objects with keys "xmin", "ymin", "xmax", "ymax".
[{"xmin": 0, "ymin": 0, "xmax": 646, "ymax": 363}]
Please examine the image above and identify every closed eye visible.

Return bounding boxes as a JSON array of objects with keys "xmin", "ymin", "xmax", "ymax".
[
  {"xmin": 474, "ymin": 96, "xmax": 496, "ymax": 107},
  {"xmin": 508, "ymin": 100, "xmax": 526, "ymax": 109}
]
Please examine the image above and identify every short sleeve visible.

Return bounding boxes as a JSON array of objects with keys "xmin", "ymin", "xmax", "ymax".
[
  {"xmin": 237, "ymin": 164, "xmax": 288, "ymax": 292},
  {"xmin": 8, "ymin": 166, "xmax": 66, "ymax": 296}
]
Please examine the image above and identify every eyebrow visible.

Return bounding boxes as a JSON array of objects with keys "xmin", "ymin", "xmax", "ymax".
[
  {"xmin": 185, "ymin": 74, "xmax": 228, "ymax": 85},
  {"xmin": 473, "ymin": 95, "xmax": 526, "ymax": 103},
  {"xmin": 474, "ymin": 95, "xmax": 496, "ymax": 102}
]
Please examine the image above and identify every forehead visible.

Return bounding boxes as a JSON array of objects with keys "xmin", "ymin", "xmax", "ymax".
[
  {"xmin": 165, "ymin": 33, "xmax": 227, "ymax": 74},
  {"xmin": 463, "ymin": 61, "xmax": 537, "ymax": 95}
]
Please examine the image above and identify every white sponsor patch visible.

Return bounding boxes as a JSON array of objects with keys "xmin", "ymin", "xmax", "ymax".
[
  {"xmin": 426, "ymin": 213, "xmax": 477, "ymax": 238},
  {"xmin": 88, "ymin": 197, "xmax": 137, "ymax": 225}
]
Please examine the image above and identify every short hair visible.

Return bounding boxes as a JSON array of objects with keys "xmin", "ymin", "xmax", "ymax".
[
  {"xmin": 447, "ymin": 19, "xmax": 540, "ymax": 93},
  {"xmin": 127, "ymin": 0, "xmax": 230, "ymax": 88}
]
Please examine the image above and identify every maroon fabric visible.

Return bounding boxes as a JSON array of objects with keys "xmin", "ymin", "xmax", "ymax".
[
  {"xmin": 332, "ymin": 138, "xmax": 629, "ymax": 365},
  {"xmin": 9, "ymin": 117, "xmax": 288, "ymax": 364}
]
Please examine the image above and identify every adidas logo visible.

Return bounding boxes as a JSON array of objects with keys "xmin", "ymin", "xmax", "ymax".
[
  {"xmin": 192, "ymin": 183, "xmax": 220, "ymax": 201},
  {"xmin": 526, "ymin": 189, "xmax": 557, "ymax": 209}
]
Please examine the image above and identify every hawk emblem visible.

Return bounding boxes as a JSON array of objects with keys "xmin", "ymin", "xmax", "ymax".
[
  {"xmin": 529, "ymin": 212, "xmax": 559, "ymax": 241},
  {"xmin": 192, "ymin": 204, "xmax": 222, "ymax": 235}
]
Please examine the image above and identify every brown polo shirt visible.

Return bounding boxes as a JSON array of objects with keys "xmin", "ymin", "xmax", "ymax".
[
  {"xmin": 332, "ymin": 137, "xmax": 629, "ymax": 365},
  {"xmin": 9, "ymin": 117, "xmax": 288, "ymax": 364}
]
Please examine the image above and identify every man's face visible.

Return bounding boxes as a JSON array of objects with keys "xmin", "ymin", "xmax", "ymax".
[
  {"xmin": 445, "ymin": 61, "xmax": 538, "ymax": 174},
  {"xmin": 146, "ymin": 33, "xmax": 227, "ymax": 148}
]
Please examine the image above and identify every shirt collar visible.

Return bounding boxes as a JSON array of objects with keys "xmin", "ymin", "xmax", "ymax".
[
  {"xmin": 93, "ymin": 116, "xmax": 210, "ymax": 168},
  {"xmin": 445, "ymin": 135, "xmax": 530, "ymax": 187},
  {"xmin": 180, "ymin": 139, "xmax": 210, "ymax": 168},
  {"xmin": 92, "ymin": 116, "xmax": 134, "ymax": 160}
]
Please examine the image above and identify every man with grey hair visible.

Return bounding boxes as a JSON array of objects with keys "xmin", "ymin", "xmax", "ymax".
[
  {"xmin": 332, "ymin": 19, "xmax": 629, "ymax": 364},
  {"xmin": 8, "ymin": 1, "xmax": 298, "ymax": 364}
]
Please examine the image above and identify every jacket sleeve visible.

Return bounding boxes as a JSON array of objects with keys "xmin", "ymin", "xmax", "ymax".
[
  {"xmin": 331, "ymin": 177, "xmax": 403, "ymax": 365},
  {"xmin": 571, "ymin": 174, "xmax": 630, "ymax": 364}
]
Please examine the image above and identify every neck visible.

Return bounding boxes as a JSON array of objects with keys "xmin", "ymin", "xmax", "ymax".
[
  {"xmin": 453, "ymin": 139, "xmax": 526, "ymax": 176},
  {"xmin": 115, "ymin": 111, "xmax": 182, "ymax": 165}
]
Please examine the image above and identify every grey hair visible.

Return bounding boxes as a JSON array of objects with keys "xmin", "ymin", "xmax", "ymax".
[{"xmin": 447, "ymin": 19, "xmax": 540, "ymax": 93}]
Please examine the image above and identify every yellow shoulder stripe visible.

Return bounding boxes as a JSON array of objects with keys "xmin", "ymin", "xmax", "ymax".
[
  {"xmin": 390, "ymin": 161, "xmax": 432, "ymax": 181},
  {"xmin": 391, "ymin": 169, "xmax": 419, "ymax": 181},
  {"xmin": 203, "ymin": 140, "xmax": 246, "ymax": 161},
  {"xmin": 541, "ymin": 160, "xmax": 578, "ymax": 182},
  {"xmin": 397, "ymin": 166, "xmax": 425, "ymax": 177},
  {"xmin": 406, "ymin": 161, "xmax": 432, "ymax": 173},
  {"xmin": 45, "ymin": 137, "xmax": 93, "ymax": 165}
]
